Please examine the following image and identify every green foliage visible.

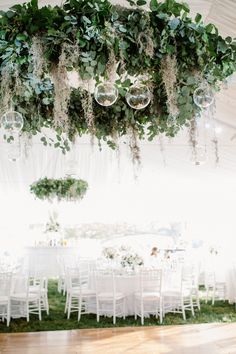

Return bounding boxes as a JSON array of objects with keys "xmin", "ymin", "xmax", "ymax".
[
  {"xmin": 30, "ymin": 177, "xmax": 88, "ymax": 201},
  {"xmin": 0, "ymin": 0, "xmax": 235, "ymax": 152}
]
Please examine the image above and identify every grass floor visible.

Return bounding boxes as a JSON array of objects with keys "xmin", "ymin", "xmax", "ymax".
[{"xmin": 0, "ymin": 281, "xmax": 236, "ymax": 333}]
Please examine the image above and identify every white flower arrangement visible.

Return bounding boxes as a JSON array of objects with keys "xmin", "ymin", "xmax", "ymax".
[
  {"xmin": 120, "ymin": 253, "xmax": 144, "ymax": 269},
  {"xmin": 44, "ymin": 213, "xmax": 60, "ymax": 233},
  {"xmin": 102, "ymin": 247, "xmax": 118, "ymax": 260}
]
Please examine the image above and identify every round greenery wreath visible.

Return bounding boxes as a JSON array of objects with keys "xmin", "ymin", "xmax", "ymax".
[
  {"xmin": 30, "ymin": 177, "xmax": 88, "ymax": 201},
  {"xmin": 0, "ymin": 0, "xmax": 236, "ymax": 154}
]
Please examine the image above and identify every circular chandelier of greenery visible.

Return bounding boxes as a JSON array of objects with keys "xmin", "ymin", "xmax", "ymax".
[
  {"xmin": 30, "ymin": 177, "xmax": 88, "ymax": 201},
  {"xmin": 0, "ymin": 0, "xmax": 236, "ymax": 153}
]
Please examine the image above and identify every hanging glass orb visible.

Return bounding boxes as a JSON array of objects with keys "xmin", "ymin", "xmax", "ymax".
[
  {"xmin": 94, "ymin": 83, "xmax": 118, "ymax": 107},
  {"xmin": 193, "ymin": 84, "xmax": 214, "ymax": 109},
  {"xmin": 126, "ymin": 84, "xmax": 151, "ymax": 110},
  {"xmin": 1, "ymin": 111, "xmax": 24, "ymax": 132},
  {"xmin": 7, "ymin": 143, "xmax": 21, "ymax": 162},
  {"xmin": 190, "ymin": 145, "xmax": 207, "ymax": 166}
]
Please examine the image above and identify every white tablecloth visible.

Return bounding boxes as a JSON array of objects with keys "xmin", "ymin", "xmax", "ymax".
[
  {"xmin": 25, "ymin": 247, "xmax": 79, "ymax": 278},
  {"xmin": 225, "ymin": 266, "xmax": 236, "ymax": 304},
  {"xmin": 88, "ymin": 269, "xmax": 181, "ymax": 316}
]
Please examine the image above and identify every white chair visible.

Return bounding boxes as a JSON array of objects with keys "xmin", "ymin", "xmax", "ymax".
[
  {"xmin": 65, "ymin": 267, "xmax": 96, "ymax": 321},
  {"xmin": 162, "ymin": 268, "xmax": 195, "ymax": 320},
  {"xmin": 0, "ymin": 272, "xmax": 12, "ymax": 326},
  {"xmin": 95, "ymin": 269, "xmax": 126, "ymax": 325},
  {"xmin": 182, "ymin": 265, "xmax": 200, "ymax": 310},
  {"xmin": 205, "ymin": 271, "xmax": 226, "ymax": 305},
  {"xmin": 134, "ymin": 269, "xmax": 163, "ymax": 325},
  {"xmin": 59, "ymin": 255, "xmax": 79, "ymax": 295},
  {"xmin": 10, "ymin": 276, "xmax": 42, "ymax": 322},
  {"xmin": 29, "ymin": 277, "xmax": 49, "ymax": 315},
  {"xmin": 57, "ymin": 256, "xmax": 66, "ymax": 295}
]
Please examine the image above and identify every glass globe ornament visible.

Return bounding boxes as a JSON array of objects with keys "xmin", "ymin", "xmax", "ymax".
[
  {"xmin": 190, "ymin": 145, "xmax": 207, "ymax": 166},
  {"xmin": 1, "ymin": 111, "xmax": 24, "ymax": 132},
  {"xmin": 94, "ymin": 83, "xmax": 118, "ymax": 107},
  {"xmin": 126, "ymin": 84, "xmax": 151, "ymax": 110},
  {"xmin": 7, "ymin": 143, "xmax": 21, "ymax": 162},
  {"xmin": 193, "ymin": 84, "xmax": 214, "ymax": 109}
]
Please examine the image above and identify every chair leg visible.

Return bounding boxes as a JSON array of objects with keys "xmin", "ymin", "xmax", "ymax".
[
  {"xmin": 67, "ymin": 295, "xmax": 71, "ymax": 320},
  {"xmin": 96, "ymin": 300, "xmax": 100, "ymax": 323},
  {"xmin": 78, "ymin": 297, "xmax": 82, "ymax": 321},
  {"xmin": 123, "ymin": 299, "xmax": 126, "ymax": 320},
  {"xmin": 57, "ymin": 279, "xmax": 61, "ymax": 293},
  {"xmin": 212, "ymin": 286, "xmax": 215, "ymax": 305},
  {"xmin": 65, "ymin": 293, "xmax": 69, "ymax": 313},
  {"xmin": 45, "ymin": 295, "xmax": 49, "ymax": 315},
  {"xmin": 26, "ymin": 301, "xmax": 29, "ymax": 322},
  {"xmin": 190, "ymin": 296, "xmax": 195, "ymax": 317},
  {"xmin": 63, "ymin": 285, "xmax": 66, "ymax": 296},
  {"xmin": 134, "ymin": 298, "xmax": 137, "ymax": 320},
  {"xmin": 206, "ymin": 287, "xmax": 209, "ymax": 304},
  {"xmin": 197, "ymin": 291, "xmax": 200, "ymax": 310},
  {"xmin": 39, "ymin": 299, "xmax": 42, "ymax": 321},
  {"xmin": 181, "ymin": 298, "xmax": 186, "ymax": 321},
  {"xmin": 7, "ymin": 302, "xmax": 10, "ymax": 327},
  {"xmin": 159, "ymin": 298, "xmax": 163, "ymax": 324},
  {"xmin": 113, "ymin": 301, "xmax": 116, "ymax": 325},
  {"xmin": 141, "ymin": 299, "xmax": 144, "ymax": 325}
]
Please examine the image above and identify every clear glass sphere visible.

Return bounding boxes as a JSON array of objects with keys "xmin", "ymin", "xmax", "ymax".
[
  {"xmin": 193, "ymin": 84, "xmax": 214, "ymax": 109},
  {"xmin": 1, "ymin": 111, "xmax": 24, "ymax": 132},
  {"xmin": 126, "ymin": 84, "xmax": 151, "ymax": 110},
  {"xmin": 190, "ymin": 145, "xmax": 207, "ymax": 166},
  {"xmin": 7, "ymin": 143, "xmax": 21, "ymax": 162},
  {"xmin": 94, "ymin": 83, "xmax": 118, "ymax": 107}
]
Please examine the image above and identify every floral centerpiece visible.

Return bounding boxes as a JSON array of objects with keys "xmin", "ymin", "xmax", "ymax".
[
  {"xmin": 120, "ymin": 253, "xmax": 144, "ymax": 270},
  {"xmin": 102, "ymin": 247, "xmax": 118, "ymax": 260},
  {"xmin": 102, "ymin": 244, "xmax": 144, "ymax": 270},
  {"xmin": 43, "ymin": 212, "xmax": 62, "ymax": 246},
  {"xmin": 45, "ymin": 213, "xmax": 60, "ymax": 233}
]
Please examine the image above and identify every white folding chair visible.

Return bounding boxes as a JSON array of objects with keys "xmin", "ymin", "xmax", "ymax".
[
  {"xmin": 182, "ymin": 265, "xmax": 200, "ymax": 310},
  {"xmin": 134, "ymin": 269, "xmax": 163, "ymax": 325},
  {"xmin": 10, "ymin": 276, "xmax": 42, "ymax": 322},
  {"xmin": 95, "ymin": 269, "xmax": 126, "ymax": 325},
  {"xmin": 65, "ymin": 266, "xmax": 95, "ymax": 321},
  {"xmin": 0, "ymin": 272, "xmax": 12, "ymax": 326},
  {"xmin": 205, "ymin": 271, "xmax": 226, "ymax": 305},
  {"xmin": 162, "ymin": 268, "xmax": 194, "ymax": 320},
  {"xmin": 29, "ymin": 277, "xmax": 49, "ymax": 315}
]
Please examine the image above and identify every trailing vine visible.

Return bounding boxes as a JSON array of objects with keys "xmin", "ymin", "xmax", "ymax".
[{"xmin": 0, "ymin": 0, "xmax": 235, "ymax": 154}]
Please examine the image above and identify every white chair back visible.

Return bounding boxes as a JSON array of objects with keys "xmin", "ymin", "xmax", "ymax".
[
  {"xmin": 205, "ymin": 271, "xmax": 215, "ymax": 287},
  {"xmin": 94, "ymin": 269, "xmax": 116, "ymax": 296},
  {"xmin": 0, "ymin": 272, "xmax": 12, "ymax": 297},
  {"xmin": 11, "ymin": 275, "xmax": 31, "ymax": 298},
  {"xmin": 182, "ymin": 265, "xmax": 199, "ymax": 289},
  {"xmin": 139, "ymin": 269, "xmax": 162, "ymax": 295},
  {"xmin": 66, "ymin": 266, "xmax": 89, "ymax": 291}
]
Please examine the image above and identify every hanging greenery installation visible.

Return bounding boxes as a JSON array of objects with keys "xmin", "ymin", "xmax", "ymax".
[
  {"xmin": 0, "ymin": 0, "xmax": 235, "ymax": 154},
  {"xmin": 30, "ymin": 177, "xmax": 88, "ymax": 201}
]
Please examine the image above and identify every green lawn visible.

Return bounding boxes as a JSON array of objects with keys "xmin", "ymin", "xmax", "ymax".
[{"xmin": 0, "ymin": 281, "xmax": 236, "ymax": 333}]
